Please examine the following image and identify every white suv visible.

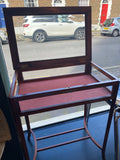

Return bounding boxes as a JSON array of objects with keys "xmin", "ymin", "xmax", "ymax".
[{"xmin": 23, "ymin": 15, "xmax": 85, "ymax": 42}]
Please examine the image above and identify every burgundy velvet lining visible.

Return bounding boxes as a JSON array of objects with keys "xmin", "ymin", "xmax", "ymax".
[
  {"xmin": 18, "ymin": 75, "xmax": 110, "ymax": 112},
  {"xmin": 19, "ymin": 75, "xmax": 98, "ymax": 94}
]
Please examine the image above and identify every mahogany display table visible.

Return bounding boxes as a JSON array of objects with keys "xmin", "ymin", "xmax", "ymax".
[{"xmin": 4, "ymin": 7, "xmax": 119, "ymax": 160}]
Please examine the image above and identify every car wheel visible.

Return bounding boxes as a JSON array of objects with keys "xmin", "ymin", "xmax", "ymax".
[
  {"xmin": 33, "ymin": 30, "xmax": 47, "ymax": 43},
  {"xmin": 74, "ymin": 28, "xmax": 85, "ymax": 40},
  {"xmin": 112, "ymin": 30, "xmax": 119, "ymax": 37}
]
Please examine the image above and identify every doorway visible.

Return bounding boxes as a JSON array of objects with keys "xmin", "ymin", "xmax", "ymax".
[{"xmin": 100, "ymin": 0, "xmax": 108, "ymax": 24}]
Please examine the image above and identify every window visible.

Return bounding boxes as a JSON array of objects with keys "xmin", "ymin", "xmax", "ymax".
[
  {"xmin": 54, "ymin": 0, "xmax": 62, "ymax": 2},
  {"xmin": 78, "ymin": 0, "xmax": 89, "ymax": 6},
  {"xmin": 0, "ymin": 0, "xmax": 5, "ymax": 3},
  {"xmin": 0, "ymin": 0, "xmax": 9, "ymax": 6},
  {"xmin": 52, "ymin": 0, "xmax": 65, "ymax": 7},
  {"xmin": 117, "ymin": 18, "xmax": 120, "ymax": 23},
  {"xmin": 102, "ymin": 0, "xmax": 108, "ymax": 3},
  {"xmin": 24, "ymin": 0, "xmax": 38, "ymax": 7},
  {"xmin": 33, "ymin": 17, "xmax": 58, "ymax": 22}
]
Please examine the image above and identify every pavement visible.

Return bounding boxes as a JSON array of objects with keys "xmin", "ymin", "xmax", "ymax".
[{"xmin": 92, "ymin": 24, "xmax": 101, "ymax": 36}]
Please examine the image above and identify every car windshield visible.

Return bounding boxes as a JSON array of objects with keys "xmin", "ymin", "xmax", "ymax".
[
  {"xmin": 103, "ymin": 18, "xmax": 114, "ymax": 26},
  {"xmin": 117, "ymin": 18, "xmax": 120, "ymax": 23}
]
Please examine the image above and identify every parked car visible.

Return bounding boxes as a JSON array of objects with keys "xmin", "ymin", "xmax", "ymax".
[
  {"xmin": 101, "ymin": 17, "xmax": 120, "ymax": 37},
  {"xmin": 23, "ymin": 15, "xmax": 85, "ymax": 43},
  {"xmin": 0, "ymin": 30, "xmax": 8, "ymax": 44}
]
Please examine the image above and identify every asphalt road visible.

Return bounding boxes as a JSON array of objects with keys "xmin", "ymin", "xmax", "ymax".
[
  {"xmin": 2, "ymin": 35, "xmax": 120, "ymax": 81},
  {"xmin": 92, "ymin": 36, "xmax": 120, "ymax": 79},
  {"xmin": 92, "ymin": 36, "xmax": 120, "ymax": 68}
]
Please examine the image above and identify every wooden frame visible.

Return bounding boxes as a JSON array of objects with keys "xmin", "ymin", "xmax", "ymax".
[
  {"xmin": 4, "ymin": 7, "xmax": 91, "ymax": 80},
  {"xmin": 4, "ymin": 7, "xmax": 119, "ymax": 160}
]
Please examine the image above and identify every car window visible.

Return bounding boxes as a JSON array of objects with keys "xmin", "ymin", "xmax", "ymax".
[
  {"xmin": 57, "ymin": 15, "xmax": 69, "ymax": 23},
  {"xmin": 117, "ymin": 18, "xmax": 120, "ymax": 23},
  {"xmin": 33, "ymin": 18, "xmax": 58, "ymax": 22},
  {"xmin": 24, "ymin": 19, "xmax": 28, "ymax": 23},
  {"xmin": 104, "ymin": 18, "xmax": 113, "ymax": 25}
]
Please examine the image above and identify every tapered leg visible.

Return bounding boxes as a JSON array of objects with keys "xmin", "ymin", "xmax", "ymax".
[
  {"xmin": 84, "ymin": 103, "xmax": 91, "ymax": 125},
  {"xmin": 25, "ymin": 115, "xmax": 31, "ymax": 140},
  {"xmin": 102, "ymin": 105, "xmax": 114, "ymax": 160}
]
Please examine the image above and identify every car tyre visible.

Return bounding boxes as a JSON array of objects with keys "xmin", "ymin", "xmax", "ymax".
[
  {"xmin": 33, "ymin": 30, "xmax": 47, "ymax": 43},
  {"xmin": 74, "ymin": 28, "xmax": 85, "ymax": 40},
  {"xmin": 101, "ymin": 33, "xmax": 106, "ymax": 36},
  {"xmin": 112, "ymin": 29, "xmax": 119, "ymax": 37}
]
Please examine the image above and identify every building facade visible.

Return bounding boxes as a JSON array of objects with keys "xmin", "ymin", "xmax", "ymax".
[{"xmin": 0, "ymin": 0, "xmax": 120, "ymax": 25}]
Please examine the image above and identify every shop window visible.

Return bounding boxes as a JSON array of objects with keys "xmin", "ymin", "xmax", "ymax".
[{"xmin": 24, "ymin": 0, "xmax": 38, "ymax": 7}]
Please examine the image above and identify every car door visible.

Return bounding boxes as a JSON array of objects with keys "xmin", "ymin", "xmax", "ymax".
[
  {"xmin": 31, "ymin": 17, "xmax": 60, "ymax": 37},
  {"xmin": 42, "ymin": 16, "xmax": 75, "ymax": 37},
  {"xmin": 57, "ymin": 21, "xmax": 75, "ymax": 36},
  {"xmin": 117, "ymin": 18, "xmax": 120, "ymax": 34}
]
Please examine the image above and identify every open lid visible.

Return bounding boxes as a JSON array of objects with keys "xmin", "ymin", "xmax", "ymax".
[{"xmin": 3, "ymin": 7, "xmax": 91, "ymax": 72}]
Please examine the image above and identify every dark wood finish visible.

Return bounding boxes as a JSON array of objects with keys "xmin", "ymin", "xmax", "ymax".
[
  {"xmin": 4, "ymin": 7, "xmax": 91, "ymax": 74},
  {"xmin": 4, "ymin": 7, "xmax": 119, "ymax": 160}
]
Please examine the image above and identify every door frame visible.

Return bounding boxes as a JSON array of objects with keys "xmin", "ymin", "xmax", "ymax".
[{"xmin": 99, "ymin": 0, "xmax": 112, "ymax": 24}]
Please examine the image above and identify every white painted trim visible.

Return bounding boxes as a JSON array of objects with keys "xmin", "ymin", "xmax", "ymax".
[
  {"xmin": 22, "ymin": 105, "xmax": 110, "ymax": 131},
  {"xmin": 107, "ymin": 0, "xmax": 112, "ymax": 19},
  {"xmin": 5, "ymin": 0, "xmax": 9, "ymax": 6}
]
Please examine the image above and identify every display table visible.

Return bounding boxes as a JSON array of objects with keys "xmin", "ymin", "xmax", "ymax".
[{"xmin": 4, "ymin": 6, "xmax": 119, "ymax": 160}]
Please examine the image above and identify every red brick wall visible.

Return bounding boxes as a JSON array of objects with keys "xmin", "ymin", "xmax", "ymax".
[
  {"xmin": 39, "ymin": 0, "xmax": 51, "ymax": 7},
  {"xmin": 66, "ymin": 0, "xmax": 78, "ymax": 6},
  {"xmin": 8, "ymin": 0, "xmax": 24, "ymax": 7},
  {"xmin": 38, "ymin": 0, "xmax": 78, "ymax": 7},
  {"xmin": 111, "ymin": 0, "xmax": 120, "ymax": 18},
  {"xmin": 90, "ymin": 0, "xmax": 101, "ymax": 24}
]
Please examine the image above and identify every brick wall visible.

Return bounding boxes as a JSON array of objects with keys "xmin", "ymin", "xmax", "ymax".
[
  {"xmin": 66, "ymin": 0, "xmax": 78, "ymax": 6},
  {"xmin": 38, "ymin": 0, "xmax": 78, "ymax": 7},
  {"xmin": 8, "ymin": 0, "xmax": 24, "ymax": 7},
  {"xmin": 111, "ymin": 0, "xmax": 120, "ymax": 18},
  {"xmin": 39, "ymin": 0, "xmax": 51, "ymax": 7},
  {"xmin": 90, "ymin": 0, "xmax": 101, "ymax": 24}
]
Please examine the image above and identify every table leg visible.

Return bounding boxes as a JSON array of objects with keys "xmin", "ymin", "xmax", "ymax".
[
  {"xmin": 25, "ymin": 115, "xmax": 31, "ymax": 141},
  {"xmin": 102, "ymin": 105, "xmax": 114, "ymax": 160}
]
